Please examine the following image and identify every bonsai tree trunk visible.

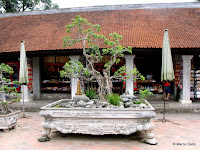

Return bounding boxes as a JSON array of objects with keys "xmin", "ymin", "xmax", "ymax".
[
  {"xmin": 0, "ymin": 91, "xmax": 6, "ymax": 102},
  {"xmin": 96, "ymin": 75, "xmax": 113, "ymax": 101}
]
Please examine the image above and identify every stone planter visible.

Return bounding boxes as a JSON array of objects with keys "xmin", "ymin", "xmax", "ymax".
[
  {"xmin": 38, "ymin": 99, "xmax": 158, "ymax": 145},
  {"xmin": 0, "ymin": 110, "xmax": 21, "ymax": 132}
]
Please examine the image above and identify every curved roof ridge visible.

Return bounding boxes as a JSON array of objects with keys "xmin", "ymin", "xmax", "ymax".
[{"xmin": 0, "ymin": 2, "xmax": 200, "ymax": 18}]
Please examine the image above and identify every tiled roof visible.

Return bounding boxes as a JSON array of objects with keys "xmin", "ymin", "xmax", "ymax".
[{"xmin": 0, "ymin": 4, "xmax": 200, "ymax": 53}]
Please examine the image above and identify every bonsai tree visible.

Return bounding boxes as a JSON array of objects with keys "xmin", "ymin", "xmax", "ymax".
[
  {"xmin": 0, "ymin": 63, "xmax": 20, "ymax": 114},
  {"xmin": 60, "ymin": 15, "xmax": 144, "ymax": 101}
]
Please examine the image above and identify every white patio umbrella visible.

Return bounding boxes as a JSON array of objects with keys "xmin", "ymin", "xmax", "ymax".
[
  {"xmin": 19, "ymin": 41, "xmax": 29, "ymax": 118},
  {"xmin": 159, "ymin": 29, "xmax": 176, "ymax": 124},
  {"xmin": 161, "ymin": 29, "xmax": 175, "ymax": 81}
]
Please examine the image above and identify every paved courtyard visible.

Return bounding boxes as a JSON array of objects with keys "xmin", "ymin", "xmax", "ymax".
[{"xmin": 0, "ymin": 113, "xmax": 199, "ymax": 150}]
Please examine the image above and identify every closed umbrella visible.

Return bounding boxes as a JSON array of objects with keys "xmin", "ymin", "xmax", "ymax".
[
  {"xmin": 159, "ymin": 29, "xmax": 176, "ymax": 124},
  {"xmin": 161, "ymin": 29, "xmax": 175, "ymax": 81},
  {"xmin": 19, "ymin": 41, "xmax": 29, "ymax": 118}
]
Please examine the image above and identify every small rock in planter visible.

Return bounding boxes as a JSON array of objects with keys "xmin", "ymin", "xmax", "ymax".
[
  {"xmin": 96, "ymin": 102, "xmax": 109, "ymax": 108},
  {"xmin": 134, "ymin": 99, "xmax": 141, "ymax": 102},
  {"xmin": 59, "ymin": 103, "xmax": 65, "ymax": 107},
  {"xmin": 73, "ymin": 104, "xmax": 79, "ymax": 108},
  {"xmin": 119, "ymin": 105, "xmax": 124, "ymax": 108},
  {"xmin": 85, "ymin": 105, "xmax": 93, "ymax": 108},
  {"xmin": 121, "ymin": 94, "xmax": 137, "ymax": 100},
  {"xmin": 91, "ymin": 99, "xmax": 98, "ymax": 104},
  {"xmin": 92, "ymin": 105, "xmax": 97, "ymax": 108},
  {"xmin": 124, "ymin": 102, "xmax": 133, "ymax": 108},
  {"xmin": 132, "ymin": 105, "xmax": 137, "ymax": 109},
  {"xmin": 105, "ymin": 105, "xmax": 111, "ymax": 108},
  {"xmin": 111, "ymin": 106, "xmax": 119, "ymax": 109},
  {"xmin": 121, "ymin": 98, "xmax": 130, "ymax": 102},
  {"xmin": 139, "ymin": 104, "xmax": 147, "ymax": 109},
  {"xmin": 77, "ymin": 101, "xmax": 86, "ymax": 107},
  {"xmin": 68, "ymin": 102, "xmax": 75, "ymax": 107},
  {"xmin": 63, "ymin": 99, "xmax": 73, "ymax": 103},
  {"xmin": 101, "ymin": 102, "xmax": 110, "ymax": 108},
  {"xmin": 97, "ymin": 105, "xmax": 103, "ymax": 108},
  {"xmin": 119, "ymin": 101, "xmax": 124, "ymax": 106},
  {"xmin": 73, "ymin": 95, "xmax": 90, "ymax": 103},
  {"xmin": 66, "ymin": 104, "xmax": 73, "ymax": 108},
  {"xmin": 85, "ymin": 101, "xmax": 94, "ymax": 106},
  {"xmin": 59, "ymin": 103, "xmax": 72, "ymax": 108}
]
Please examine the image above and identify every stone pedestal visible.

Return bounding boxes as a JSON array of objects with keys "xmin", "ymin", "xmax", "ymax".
[
  {"xmin": 179, "ymin": 55, "xmax": 193, "ymax": 104},
  {"xmin": 38, "ymin": 99, "xmax": 158, "ymax": 145},
  {"xmin": 32, "ymin": 57, "xmax": 41, "ymax": 99},
  {"xmin": 124, "ymin": 55, "xmax": 135, "ymax": 95},
  {"xmin": 69, "ymin": 55, "xmax": 80, "ymax": 99}
]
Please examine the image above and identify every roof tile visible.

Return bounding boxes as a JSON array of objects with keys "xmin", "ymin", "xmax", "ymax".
[{"xmin": 0, "ymin": 8, "xmax": 199, "ymax": 53}]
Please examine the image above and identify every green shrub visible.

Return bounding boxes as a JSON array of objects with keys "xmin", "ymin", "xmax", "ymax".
[
  {"xmin": 85, "ymin": 88, "xmax": 98, "ymax": 99},
  {"xmin": 139, "ymin": 89, "xmax": 153, "ymax": 100},
  {"xmin": 106, "ymin": 93, "xmax": 121, "ymax": 106},
  {"xmin": 134, "ymin": 101, "xmax": 141, "ymax": 104}
]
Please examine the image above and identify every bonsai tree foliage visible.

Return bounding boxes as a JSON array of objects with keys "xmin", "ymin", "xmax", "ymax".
[
  {"xmin": 60, "ymin": 15, "xmax": 144, "ymax": 101},
  {"xmin": 0, "ymin": 63, "xmax": 20, "ymax": 114}
]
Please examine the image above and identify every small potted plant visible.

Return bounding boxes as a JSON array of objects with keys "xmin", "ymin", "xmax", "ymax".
[{"xmin": 0, "ymin": 63, "xmax": 21, "ymax": 132}]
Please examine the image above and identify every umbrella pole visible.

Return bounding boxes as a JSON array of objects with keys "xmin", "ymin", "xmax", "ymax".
[
  {"xmin": 22, "ymin": 85, "xmax": 25, "ymax": 116},
  {"xmin": 21, "ymin": 85, "xmax": 26, "ymax": 118},
  {"xmin": 21, "ymin": 85, "xmax": 29, "ymax": 119},
  {"xmin": 155, "ymin": 85, "xmax": 180, "ymax": 125},
  {"xmin": 162, "ymin": 98, "xmax": 166, "ymax": 123}
]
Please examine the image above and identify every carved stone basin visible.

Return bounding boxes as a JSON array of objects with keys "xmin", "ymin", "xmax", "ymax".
[
  {"xmin": 0, "ymin": 110, "xmax": 21, "ymax": 132},
  {"xmin": 38, "ymin": 99, "xmax": 158, "ymax": 145}
]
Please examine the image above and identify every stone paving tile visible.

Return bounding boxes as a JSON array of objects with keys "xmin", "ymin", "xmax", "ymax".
[{"xmin": 0, "ymin": 113, "xmax": 200, "ymax": 150}]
